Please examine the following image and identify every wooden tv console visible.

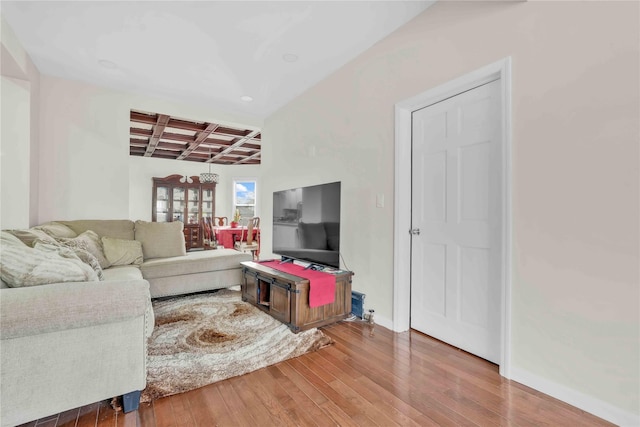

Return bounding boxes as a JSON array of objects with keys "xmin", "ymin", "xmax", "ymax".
[{"xmin": 240, "ymin": 261, "xmax": 353, "ymax": 333}]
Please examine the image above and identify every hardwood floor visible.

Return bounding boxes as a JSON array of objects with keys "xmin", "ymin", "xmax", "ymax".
[{"xmin": 19, "ymin": 321, "xmax": 613, "ymax": 427}]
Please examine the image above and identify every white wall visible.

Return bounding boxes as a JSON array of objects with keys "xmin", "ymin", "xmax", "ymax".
[
  {"xmin": 37, "ymin": 74, "xmax": 262, "ymax": 223},
  {"xmin": 262, "ymin": 0, "xmax": 639, "ymax": 423},
  {"xmin": 1, "ymin": 16, "xmax": 40, "ymax": 228},
  {"xmin": 128, "ymin": 156, "xmax": 260, "ymax": 221},
  {"xmin": 0, "ymin": 76, "xmax": 30, "ymax": 229}
]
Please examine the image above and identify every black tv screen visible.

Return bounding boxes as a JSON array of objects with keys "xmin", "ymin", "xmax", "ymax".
[{"xmin": 272, "ymin": 181, "xmax": 341, "ymax": 268}]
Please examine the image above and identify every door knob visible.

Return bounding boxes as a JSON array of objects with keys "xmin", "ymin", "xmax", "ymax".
[{"xmin": 410, "ymin": 228, "xmax": 420, "ymax": 235}]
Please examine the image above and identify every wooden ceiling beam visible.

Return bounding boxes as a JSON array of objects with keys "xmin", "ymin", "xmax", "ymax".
[
  {"xmin": 130, "ymin": 110, "xmax": 157, "ymax": 124},
  {"xmin": 208, "ymin": 130, "xmax": 261, "ymax": 162},
  {"xmin": 131, "ymin": 127, "xmax": 245, "ymax": 148},
  {"xmin": 233, "ymin": 151, "xmax": 262, "ymax": 165},
  {"xmin": 130, "ymin": 139, "xmax": 147, "ymax": 146},
  {"xmin": 236, "ymin": 142, "xmax": 261, "ymax": 150},
  {"xmin": 176, "ymin": 123, "xmax": 219, "ymax": 160},
  {"xmin": 144, "ymin": 114, "xmax": 170, "ymax": 157},
  {"xmin": 149, "ymin": 148, "xmax": 179, "ymax": 158}
]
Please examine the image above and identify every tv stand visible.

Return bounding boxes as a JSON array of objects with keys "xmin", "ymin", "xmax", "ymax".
[{"xmin": 241, "ymin": 261, "xmax": 353, "ymax": 333}]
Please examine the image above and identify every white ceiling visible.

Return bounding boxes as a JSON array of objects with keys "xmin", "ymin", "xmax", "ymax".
[{"xmin": 1, "ymin": 1, "xmax": 435, "ymax": 121}]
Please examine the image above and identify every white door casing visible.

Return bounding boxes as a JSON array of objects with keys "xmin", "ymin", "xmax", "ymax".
[
  {"xmin": 394, "ymin": 58, "xmax": 512, "ymax": 376},
  {"xmin": 410, "ymin": 79, "xmax": 502, "ymax": 364}
]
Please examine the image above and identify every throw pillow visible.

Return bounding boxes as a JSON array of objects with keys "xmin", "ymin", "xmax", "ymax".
[
  {"xmin": 102, "ymin": 236, "xmax": 143, "ymax": 266},
  {"xmin": 0, "ymin": 232, "xmax": 99, "ymax": 287},
  {"xmin": 35, "ymin": 239, "xmax": 104, "ymax": 280},
  {"xmin": 32, "ymin": 221, "xmax": 77, "ymax": 238},
  {"xmin": 134, "ymin": 220, "xmax": 186, "ymax": 260},
  {"xmin": 56, "ymin": 230, "xmax": 111, "ymax": 269},
  {"xmin": 298, "ymin": 222, "xmax": 328, "ymax": 250},
  {"xmin": 5, "ymin": 228, "xmax": 56, "ymax": 247}
]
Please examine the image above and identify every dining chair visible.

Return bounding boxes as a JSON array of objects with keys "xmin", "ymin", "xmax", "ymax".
[
  {"xmin": 214, "ymin": 216, "xmax": 228, "ymax": 227},
  {"xmin": 234, "ymin": 217, "xmax": 260, "ymax": 260},
  {"xmin": 201, "ymin": 216, "xmax": 215, "ymax": 248}
]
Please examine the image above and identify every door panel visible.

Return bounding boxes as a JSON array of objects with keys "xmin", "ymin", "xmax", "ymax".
[{"xmin": 410, "ymin": 79, "xmax": 502, "ymax": 364}]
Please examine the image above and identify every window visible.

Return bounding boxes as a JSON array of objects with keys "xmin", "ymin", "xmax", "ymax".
[{"xmin": 233, "ymin": 180, "xmax": 257, "ymax": 222}]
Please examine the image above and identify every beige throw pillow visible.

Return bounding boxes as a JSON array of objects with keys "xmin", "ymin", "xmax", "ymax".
[
  {"xmin": 5, "ymin": 228, "xmax": 56, "ymax": 247},
  {"xmin": 32, "ymin": 221, "xmax": 77, "ymax": 238},
  {"xmin": 134, "ymin": 220, "xmax": 186, "ymax": 260},
  {"xmin": 102, "ymin": 236, "xmax": 143, "ymax": 266},
  {"xmin": 56, "ymin": 230, "xmax": 111, "ymax": 269}
]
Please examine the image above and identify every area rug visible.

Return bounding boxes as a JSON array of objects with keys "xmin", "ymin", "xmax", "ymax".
[{"xmin": 141, "ymin": 288, "xmax": 332, "ymax": 403}]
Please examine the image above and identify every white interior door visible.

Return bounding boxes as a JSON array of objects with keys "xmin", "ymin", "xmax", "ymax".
[{"xmin": 410, "ymin": 79, "xmax": 502, "ymax": 364}]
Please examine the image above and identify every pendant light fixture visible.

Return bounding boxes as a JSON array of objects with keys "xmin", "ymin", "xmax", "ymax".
[{"xmin": 200, "ymin": 145, "xmax": 219, "ymax": 184}]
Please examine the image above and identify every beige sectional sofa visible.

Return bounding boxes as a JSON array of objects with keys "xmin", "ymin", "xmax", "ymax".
[{"xmin": 0, "ymin": 219, "xmax": 252, "ymax": 427}]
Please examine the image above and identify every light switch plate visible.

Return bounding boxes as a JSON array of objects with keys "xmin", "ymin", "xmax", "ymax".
[{"xmin": 376, "ymin": 193, "xmax": 384, "ymax": 208}]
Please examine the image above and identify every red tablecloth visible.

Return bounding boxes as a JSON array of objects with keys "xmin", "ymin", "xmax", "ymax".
[
  {"xmin": 260, "ymin": 260, "xmax": 336, "ymax": 308},
  {"xmin": 215, "ymin": 227, "xmax": 259, "ymax": 249}
]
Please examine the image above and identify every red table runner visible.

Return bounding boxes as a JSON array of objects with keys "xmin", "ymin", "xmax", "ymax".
[{"xmin": 260, "ymin": 261, "xmax": 336, "ymax": 308}]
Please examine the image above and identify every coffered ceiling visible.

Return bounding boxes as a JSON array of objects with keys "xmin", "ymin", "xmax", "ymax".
[{"xmin": 130, "ymin": 110, "xmax": 261, "ymax": 165}]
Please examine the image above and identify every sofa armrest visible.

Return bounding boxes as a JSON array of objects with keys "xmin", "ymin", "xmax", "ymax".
[{"xmin": 0, "ymin": 279, "xmax": 151, "ymax": 340}]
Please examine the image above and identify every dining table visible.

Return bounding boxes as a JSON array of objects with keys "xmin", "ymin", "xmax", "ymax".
[{"xmin": 214, "ymin": 226, "xmax": 260, "ymax": 249}]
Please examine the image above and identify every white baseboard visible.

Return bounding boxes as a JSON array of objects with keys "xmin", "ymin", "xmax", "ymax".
[
  {"xmin": 373, "ymin": 314, "xmax": 393, "ymax": 331},
  {"xmin": 510, "ymin": 366, "xmax": 639, "ymax": 427}
]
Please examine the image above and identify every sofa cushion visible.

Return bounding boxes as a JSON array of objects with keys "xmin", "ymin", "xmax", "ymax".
[
  {"xmin": 0, "ymin": 232, "xmax": 99, "ymax": 287},
  {"xmin": 57, "ymin": 230, "xmax": 111, "ymax": 269},
  {"xmin": 59, "ymin": 220, "xmax": 135, "ymax": 240},
  {"xmin": 101, "ymin": 265, "xmax": 144, "ymax": 281},
  {"xmin": 102, "ymin": 237, "xmax": 143, "ymax": 266},
  {"xmin": 32, "ymin": 221, "xmax": 77, "ymax": 238},
  {"xmin": 135, "ymin": 220, "xmax": 186, "ymax": 260},
  {"xmin": 298, "ymin": 222, "xmax": 328, "ymax": 250},
  {"xmin": 140, "ymin": 249, "xmax": 250, "ymax": 279}
]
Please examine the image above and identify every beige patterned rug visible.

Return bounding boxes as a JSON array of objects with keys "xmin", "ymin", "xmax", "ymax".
[{"xmin": 141, "ymin": 288, "xmax": 332, "ymax": 403}]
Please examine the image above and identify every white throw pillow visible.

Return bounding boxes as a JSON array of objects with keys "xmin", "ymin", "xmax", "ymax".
[
  {"xmin": 0, "ymin": 232, "xmax": 99, "ymax": 287},
  {"xmin": 56, "ymin": 230, "xmax": 111, "ymax": 269}
]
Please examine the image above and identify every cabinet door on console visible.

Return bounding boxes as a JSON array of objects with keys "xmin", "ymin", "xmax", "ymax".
[
  {"xmin": 323, "ymin": 276, "xmax": 350, "ymax": 318},
  {"xmin": 242, "ymin": 270, "xmax": 258, "ymax": 304},
  {"xmin": 270, "ymin": 282, "xmax": 291, "ymax": 324},
  {"xmin": 291, "ymin": 283, "xmax": 324, "ymax": 329}
]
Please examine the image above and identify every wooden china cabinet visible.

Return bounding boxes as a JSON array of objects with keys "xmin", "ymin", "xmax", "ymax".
[{"xmin": 152, "ymin": 174, "xmax": 216, "ymax": 250}]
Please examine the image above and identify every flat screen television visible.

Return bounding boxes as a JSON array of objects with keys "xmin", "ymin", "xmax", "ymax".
[{"xmin": 272, "ymin": 181, "xmax": 341, "ymax": 268}]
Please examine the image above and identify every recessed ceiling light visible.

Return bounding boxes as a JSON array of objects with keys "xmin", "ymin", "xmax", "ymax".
[
  {"xmin": 98, "ymin": 59, "xmax": 118, "ymax": 69},
  {"xmin": 282, "ymin": 53, "xmax": 299, "ymax": 63},
  {"xmin": 240, "ymin": 95, "xmax": 253, "ymax": 102}
]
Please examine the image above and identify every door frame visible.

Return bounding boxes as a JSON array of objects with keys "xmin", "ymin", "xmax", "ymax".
[{"xmin": 393, "ymin": 57, "xmax": 513, "ymax": 377}]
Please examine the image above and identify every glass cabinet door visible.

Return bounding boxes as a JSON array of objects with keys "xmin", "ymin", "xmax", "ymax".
[
  {"xmin": 187, "ymin": 188, "xmax": 200, "ymax": 224},
  {"xmin": 202, "ymin": 187, "xmax": 214, "ymax": 219},
  {"xmin": 173, "ymin": 187, "xmax": 185, "ymax": 222},
  {"xmin": 155, "ymin": 186, "xmax": 170, "ymax": 222},
  {"xmin": 152, "ymin": 176, "xmax": 217, "ymax": 250}
]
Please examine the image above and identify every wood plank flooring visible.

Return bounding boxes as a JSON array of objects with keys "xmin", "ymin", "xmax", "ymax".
[{"xmin": 18, "ymin": 320, "xmax": 613, "ymax": 427}]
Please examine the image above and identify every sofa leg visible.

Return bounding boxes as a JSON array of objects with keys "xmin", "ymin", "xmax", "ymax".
[{"xmin": 122, "ymin": 390, "xmax": 141, "ymax": 413}]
